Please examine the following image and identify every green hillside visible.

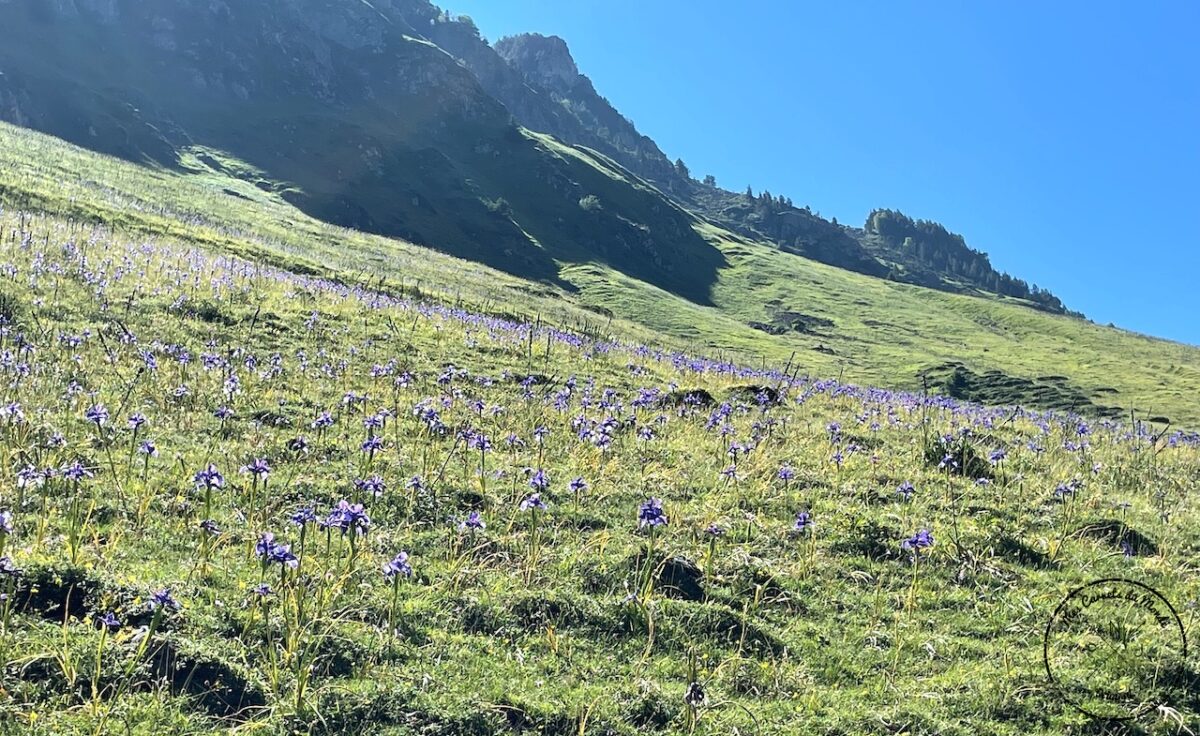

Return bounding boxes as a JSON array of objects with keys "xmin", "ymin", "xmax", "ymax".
[
  {"xmin": 1, "ymin": 4, "xmax": 1198, "ymax": 735},
  {"xmin": 1, "ymin": 124, "xmax": 1200, "ymax": 736},
  {"xmin": 2, "ymin": 121, "xmax": 1195, "ymax": 427}
]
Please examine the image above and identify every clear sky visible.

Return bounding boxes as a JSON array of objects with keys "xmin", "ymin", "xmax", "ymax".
[{"xmin": 446, "ymin": 0, "xmax": 1200, "ymax": 345}]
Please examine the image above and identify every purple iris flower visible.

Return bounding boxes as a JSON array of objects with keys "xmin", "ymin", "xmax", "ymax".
[
  {"xmin": 383, "ymin": 551, "xmax": 414, "ymax": 579},
  {"xmin": 290, "ymin": 507, "xmax": 317, "ymax": 526},
  {"xmin": 241, "ymin": 458, "xmax": 271, "ymax": 478},
  {"xmin": 459, "ymin": 511, "xmax": 486, "ymax": 532},
  {"xmin": 62, "ymin": 460, "xmax": 94, "ymax": 482},
  {"xmin": 638, "ymin": 498, "xmax": 668, "ymax": 529},
  {"xmin": 255, "ymin": 532, "xmax": 299, "ymax": 568},
  {"xmin": 520, "ymin": 493, "xmax": 547, "ymax": 512},
  {"xmin": 255, "ymin": 532, "xmax": 278, "ymax": 559},
  {"xmin": 323, "ymin": 501, "xmax": 370, "ymax": 536},
  {"xmin": 85, "ymin": 404, "xmax": 109, "ymax": 427},
  {"xmin": 0, "ymin": 556, "xmax": 21, "ymax": 578},
  {"xmin": 149, "ymin": 588, "xmax": 181, "ymax": 611},
  {"xmin": 193, "ymin": 464, "xmax": 224, "ymax": 491},
  {"xmin": 355, "ymin": 475, "xmax": 387, "ymax": 498},
  {"xmin": 1054, "ymin": 480, "xmax": 1080, "ymax": 499},
  {"xmin": 901, "ymin": 529, "xmax": 935, "ymax": 552},
  {"xmin": 361, "ymin": 435, "xmax": 384, "ymax": 453}
]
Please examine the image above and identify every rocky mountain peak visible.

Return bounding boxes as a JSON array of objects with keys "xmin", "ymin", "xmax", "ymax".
[{"xmin": 495, "ymin": 33, "xmax": 581, "ymax": 91}]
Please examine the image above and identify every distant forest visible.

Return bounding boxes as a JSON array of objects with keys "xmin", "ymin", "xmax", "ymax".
[{"xmin": 864, "ymin": 209, "xmax": 1072, "ymax": 314}]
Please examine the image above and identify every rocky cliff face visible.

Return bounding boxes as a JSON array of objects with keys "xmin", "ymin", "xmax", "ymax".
[
  {"xmin": 495, "ymin": 34, "xmax": 581, "ymax": 92},
  {"xmin": 419, "ymin": 26, "xmax": 683, "ymax": 191}
]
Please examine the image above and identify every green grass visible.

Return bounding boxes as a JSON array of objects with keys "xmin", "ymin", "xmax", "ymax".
[
  {"xmin": 0, "ymin": 122, "xmax": 1198, "ymax": 735},
  {"xmin": 0, "ymin": 197, "xmax": 1198, "ymax": 735},
  {"xmin": 2, "ymin": 121, "xmax": 1196, "ymax": 427}
]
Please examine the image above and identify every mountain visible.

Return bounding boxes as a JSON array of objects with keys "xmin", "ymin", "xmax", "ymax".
[
  {"xmin": 0, "ymin": 0, "xmax": 728, "ymax": 304},
  {"xmin": 1, "ymin": 0, "xmax": 1193, "ymax": 425},
  {"xmin": 3, "ymin": 7, "xmax": 1200, "ymax": 733},
  {"xmin": 471, "ymin": 30, "xmax": 1068, "ymax": 313},
  {"xmin": 0, "ymin": 0, "xmax": 1069, "ymax": 315}
]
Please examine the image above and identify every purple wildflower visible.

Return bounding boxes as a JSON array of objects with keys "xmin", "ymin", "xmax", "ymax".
[
  {"xmin": 241, "ymin": 458, "xmax": 271, "ymax": 479},
  {"xmin": 61, "ymin": 460, "xmax": 94, "ymax": 482},
  {"xmin": 459, "ymin": 511, "xmax": 486, "ymax": 532},
  {"xmin": 85, "ymin": 404, "xmax": 109, "ymax": 427},
  {"xmin": 193, "ymin": 464, "xmax": 224, "ymax": 491},
  {"xmin": 149, "ymin": 588, "xmax": 181, "ymax": 612},
  {"xmin": 383, "ymin": 551, "xmax": 414, "ymax": 579},
  {"xmin": 354, "ymin": 475, "xmax": 387, "ymax": 498},
  {"xmin": 529, "ymin": 468, "xmax": 549, "ymax": 492},
  {"xmin": 520, "ymin": 493, "xmax": 548, "ymax": 512},
  {"xmin": 0, "ymin": 556, "xmax": 21, "ymax": 578},
  {"xmin": 901, "ymin": 529, "xmax": 935, "ymax": 553},
  {"xmin": 638, "ymin": 498, "xmax": 668, "ymax": 529},
  {"xmin": 290, "ymin": 507, "xmax": 317, "ymax": 526}
]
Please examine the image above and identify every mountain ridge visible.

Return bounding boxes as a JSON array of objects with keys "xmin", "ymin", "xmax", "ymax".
[
  {"xmin": 3, "ymin": 0, "xmax": 1192, "ymax": 426},
  {"xmin": 0, "ymin": 0, "xmax": 1072, "ymax": 315},
  {"xmin": 471, "ymin": 27, "xmax": 1072, "ymax": 314}
]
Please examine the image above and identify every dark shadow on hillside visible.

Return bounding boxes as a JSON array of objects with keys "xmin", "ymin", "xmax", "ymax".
[
  {"xmin": 920, "ymin": 362, "xmax": 1124, "ymax": 419},
  {"xmin": 0, "ymin": 1, "xmax": 726, "ymax": 305},
  {"xmin": 203, "ymin": 110, "xmax": 726, "ymax": 305}
]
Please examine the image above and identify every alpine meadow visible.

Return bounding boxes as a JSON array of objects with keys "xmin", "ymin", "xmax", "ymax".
[{"xmin": 0, "ymin": 1, "xmax": 1197, "ymax": 735}]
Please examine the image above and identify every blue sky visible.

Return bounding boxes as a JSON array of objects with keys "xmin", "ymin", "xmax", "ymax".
[{"xmin": 447, "ymin": 1, "xmax": 1199, "ymax": 345}]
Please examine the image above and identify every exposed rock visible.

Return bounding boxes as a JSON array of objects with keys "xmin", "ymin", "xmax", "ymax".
[{"xmin": 495, "ymin": 33, "xmax": 581, "ymax": 92}]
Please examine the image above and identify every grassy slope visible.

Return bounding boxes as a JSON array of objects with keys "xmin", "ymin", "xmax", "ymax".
[
  {"xmin": 0, "ymin": 124, "xmax": 1199, "ymax": 735},
  {"xmin": 1, "ymin": 121, "xmax": 1196, "ymax": 428},
  {"xmin": 2, "ymin": 165, "xmax": 1200, "ymax": 736}
]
